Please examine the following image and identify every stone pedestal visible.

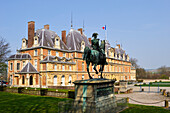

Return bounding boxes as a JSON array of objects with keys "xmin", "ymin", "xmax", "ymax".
[{"xmin": 73, "ymin": 78, "xmax": 116, "ymax": 112}]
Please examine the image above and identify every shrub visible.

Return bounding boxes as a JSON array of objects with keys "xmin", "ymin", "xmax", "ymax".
[
  {"xmin": 68, "ymin": 91, "xmax": 75, "ymax": 99},
  {"xmin": 155, "ymin": 81, "xmax": 157, "ymax": 82},
  {"xmin": 143, "ymin": 83, "xmax": 146, "ymax": 85},
  {"xmin": 134, "ymin": 84, "xmax": 138, "ymax": 86},
  {"xmin": 137, "ymin": 80, "xmax": 143, "ymax": 83},
  {"xmin": 159, "ymin": 80, "xmax": 162, "ymax": 82}
]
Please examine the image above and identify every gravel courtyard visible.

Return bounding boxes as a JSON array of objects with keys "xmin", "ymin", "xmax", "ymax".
[{"xmin": 115, "ymin": 86, "xmax": 170, "ymax": 107}]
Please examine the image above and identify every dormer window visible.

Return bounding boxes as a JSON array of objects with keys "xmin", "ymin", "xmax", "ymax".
[
  {"xmin": 35, "ymin": 38, "xmax": 37, "ymax": 45},
  {"xmin": 56, "ymin": 39, "xmax": 59, "ymax": 46},
  {"xmin": 48, "ymin": 50, "xmax": 51, "ymax": 55},
  {"xmin": 23, "ymin": 41, "xmax": 26, "ymax": 47}
]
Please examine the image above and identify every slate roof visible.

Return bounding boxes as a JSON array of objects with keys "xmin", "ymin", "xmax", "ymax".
[
  {"xmin": 35, "ymin": 29, "xmax": 69, "ymax": 50},
  {"xmin": 66, "ymin": 28, "xmax": 90, "ymax": 51},
  {"xmin": 18, "ymin": 62, "xmax": 39, "ymax": 74},
  {"xmin": 8, "ymin": 53, "xmax": 31, "ymax": 60}
]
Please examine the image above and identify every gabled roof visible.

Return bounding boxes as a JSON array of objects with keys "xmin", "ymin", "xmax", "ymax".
[{"xmin": 17, "ymin": 62, "xmax": 39, "ymax": 74}]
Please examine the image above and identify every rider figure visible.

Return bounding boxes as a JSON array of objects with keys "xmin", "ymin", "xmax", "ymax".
[{"xmin": 91, "ymin": 33, "xmax": 105, "ymax": 55}]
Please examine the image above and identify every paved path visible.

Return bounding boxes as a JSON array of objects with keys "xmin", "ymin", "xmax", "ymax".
[{"xmin": 115, "ymin": 90, "xmax": 170, "ymax": 107}]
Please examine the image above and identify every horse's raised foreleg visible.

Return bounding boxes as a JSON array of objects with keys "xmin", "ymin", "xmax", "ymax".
[
  {"xmin": 93, "ymin": 64, "xmax": 98, "ymax": 74},
  {"xmin": 87, "ymin": 63, "xmax": 93, "ymax": 79}
]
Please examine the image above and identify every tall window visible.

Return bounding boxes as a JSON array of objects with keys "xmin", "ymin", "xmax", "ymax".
[
  {"xmin": 10, "ymin": 63, "xmax": 13, "ymax": 71},
  {"xmin": 54, "ymin": 64, "xmax": 57, "ymax": 70},
  {"xmin": 23, "ymin": 61, "xmax": 25, "ymax": 67},
  {"xmin": 82, "ymin": 75, "xmax": 84, "ymax": 80},
  {"xmin": 62, "ymin": 65, "xmax": 65, "ymax": 70},
  {"xmin": 56, "ymin": 52, "xmax": 59, "ymax": 56},
  {"xmin": 69, "ymin": 75, "xmax": 72, "ymax": 85},
  {"xmin": 56, "ymin": 39, "xmax": 59, "ymax": 46},
  {"xmin": 34, "ymin": 59, "xmax": 37, "ymax": 69},
  {"xmin": 22, "ymin": 76, "xmax": 25, "ymax": 84},
  {"xmin": 48, "ymin": 50, "xmax": 51, "ymax": 55},
  {"xmin": 54, "ymin": 75, "xmax": 57, "ymax": 85},
  {"xmin": 34, "ymin": 49, "xmax": 38, "ymax": 56},
  {"xmin": 61, "ymin": 75, "xmax": 65, "ymax": 86},
  {"xmin": 82, "ymin": 62, "xmax": 84, "ymax": 71},
  {"xmin": 10, "ymin": 75, "xmax": 13, "ymax": 85},
  {"xmin": 69, "ymin": 66, "xmax": 71, "ymax": 71},
  {"xmin": 17, "ymin": 63, "xmax": 20, "ymax": 70},
  {"xmin": 63, "ymin": 53, "xmax": 65, "ymax": 57}
]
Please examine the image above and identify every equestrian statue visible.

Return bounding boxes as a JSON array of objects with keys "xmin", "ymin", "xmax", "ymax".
[{"xmin": 83, "ymin": 33, "xmax": 108, "ymax": 79}]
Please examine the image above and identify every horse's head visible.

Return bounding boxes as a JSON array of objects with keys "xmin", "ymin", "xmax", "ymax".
[{"xmin": 83, "ymin": 47, "xmax": 91, "ymax": 60}]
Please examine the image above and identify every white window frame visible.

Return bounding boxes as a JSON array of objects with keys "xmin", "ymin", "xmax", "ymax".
[
  {"xmin": 34, "ymin": 59, "xmax": 37, "ymax": 69},
  {"xmin": 34, "ymin": 49, "xmax": 38, "ymax": 56}
]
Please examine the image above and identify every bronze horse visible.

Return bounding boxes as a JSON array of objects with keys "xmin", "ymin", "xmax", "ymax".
[{"xmin": 83, "ymin": 40, "xmax": 108, "ymax": 79}]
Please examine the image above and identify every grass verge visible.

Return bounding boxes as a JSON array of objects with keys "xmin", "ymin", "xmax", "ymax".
[{"xmin": 121, "ymin": 104, "xmax": 170, "ymax": 113}]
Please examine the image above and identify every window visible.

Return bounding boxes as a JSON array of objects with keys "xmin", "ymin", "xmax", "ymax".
[
  {"xmin": 35, "ymin": 38, "xmax": 37, "ymax": 44},
  {"xmin": 48, "ymin": 50, "xmax": 51, "ymax": 55},
  {"xmin": 82, "ymin": 62, "xmax": 84, "ymax": 71},
  {"xmin": 69, "ymin": 66, "xmax": 71, "ymax": 71},
  {"xmin": 10, "ymin": 63, "xmax": 13, "ymax": 71},
  {"xmin": 61, "ymin": 75, "xmax": 65, "ymax": 86},
  {"xmin": 54, "ymin": 64, "xmax": 57, "ymax": 70},
  {"xmin": 22, "ymin": 76, "xmax": 25, "ymax": 84},
  {"xmin": 82, "ymin": 75, "xmax": 84, "ymax": 80},
  {"xmin": 23, "ymin": 41, "xmax": 26, "ymax": 47},
  {"xmin": 34, "ymin": 59, "xmax": 37, "ymax": 69},
  {"xmin": 10, "ymin": 75, "xmax": 13, "ymax": 85},
  {"xmin": 23, "ymin": 61, "xmax": 25, "ymax": 67},
  {"xmin": 54, "ymin": 75, "xmax": 57, "ymax": 85},
  {"xmin": 62, "ymin": 65, "xmax": 65, "ymax": 70},
  {"xmin": 56, "ymin": 39, "xmax": 59, "ymax": 46},
  {"xmin": 69, "ymin": 75, "xmax": 72, "ymax": 85},
  {"xmin": 17, "ymin": 63, "xmax": 20, "ymax": 70},
  {"xmin": 34, "ymin": 49, "xmax": 38, "ymax": 56},
  {"xmin": 56, "ymin": 52, "xmax": 59, "ymax": 56},
  {"xmin": 63, "ymin": 53, "xmax": 65, "ymax": 57}
]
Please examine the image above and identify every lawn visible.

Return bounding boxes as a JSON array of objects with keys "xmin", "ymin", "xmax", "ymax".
[
  {"xmin": 121, "ymin": 104, "xmax": 170, "ymax": 113},
  {"xmin": 0, "ymin": 91, "xmax": 70, "ymax": 113},
  {"xmin": 1, "ymin": 92, "xmax": 170, "ymax": 113}
]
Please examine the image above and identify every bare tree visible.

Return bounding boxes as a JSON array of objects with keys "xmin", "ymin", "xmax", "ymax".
[
  {"xmin": 0, "ymin": 37, "xmax": 11, "ymax": 80},
  {"xmin": 130, "ymin": 58, "xmax": 139, "ymax": 68}
]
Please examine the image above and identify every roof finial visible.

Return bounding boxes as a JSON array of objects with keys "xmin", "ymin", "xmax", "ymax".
[
  {"xmin": 83, "ymin": 20, "xmax": 85, "ymax": 33},
  {"xmin": 71, "ymin": 12, "xmax": 73, "ymax": 28}
]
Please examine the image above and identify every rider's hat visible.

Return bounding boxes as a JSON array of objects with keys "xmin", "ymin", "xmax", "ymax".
[{"xmin": 92, "ymin": 33, "xmax": 98, "ymax": 37}]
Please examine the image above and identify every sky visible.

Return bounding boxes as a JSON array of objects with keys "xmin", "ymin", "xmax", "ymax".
[{"xmin": 0, "ymin": 0, "xmax": 170, "ymax": 69}]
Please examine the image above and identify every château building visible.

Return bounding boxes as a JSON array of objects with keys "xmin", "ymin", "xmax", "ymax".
[{"xmin": 7, "ymin": 21, "xmax": 136, "ymax": 88}]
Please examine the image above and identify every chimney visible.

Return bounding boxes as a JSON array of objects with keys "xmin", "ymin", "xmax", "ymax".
[
  {"xmin": 88, "ymin": 38, "xmax": 91, "ymax": 44},
  {"xmin": 28, "ymin": 21, "xmax": 35, "ymax": 48},
  {"xmin": 78, "ymin": 28, "xmax": 83, "ymax": 35},
  {"xmin": 117, "ymin": 44, "xmax": 120, "ymax": 48},
  {"xmin": 44, "ymin": 24, "xmax": 49, "ymax": 30},
  {"xmin": 62, "ymin": 30, "xmax": 66, "ymax": 45}
]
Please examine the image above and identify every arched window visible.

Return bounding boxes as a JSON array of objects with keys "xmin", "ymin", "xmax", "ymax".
[
  {"xmin": 56, "ymin": 39, "xmax": 59, "ymax": 46},
  {"xmin": 22, "ymin": 76, "xmax": 25, "ymax": 84},
  {"xmin": 68, "ymin": 75, "xmax": 72, "ymax": 86},
  {"xmin": 23, "ymin": 41, "xmax": 25, "ymax": 46},
  {"xmin": 54, "ymin": 75, "xmax": 57, "ymax": 85},
  {"xmin": 30, "ymin": 75, "xmax": 33, "ymax": 85},
  {"xmin": 35, "ymin": 38, "xmax": 37, "ymax": 44},
  {"xmin": 61, "ymin": 75, "xmax": 65, "ymax": 86}
]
